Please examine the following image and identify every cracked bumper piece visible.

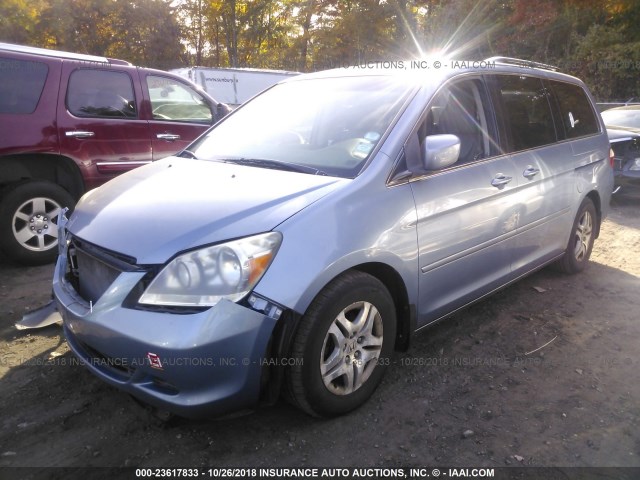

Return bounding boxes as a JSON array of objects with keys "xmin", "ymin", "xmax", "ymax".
[{"xmin": 53, "ymin": 259, "xmax": 278, "ymax": 419}]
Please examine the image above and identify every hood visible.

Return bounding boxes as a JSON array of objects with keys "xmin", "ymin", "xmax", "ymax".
[{"xmin": 67, "ymin": 157, "xmax": 347, "ymax": 263}]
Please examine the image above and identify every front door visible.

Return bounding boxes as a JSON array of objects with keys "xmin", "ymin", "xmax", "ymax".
[
  {"xmin": 408, "ymin": 77, "xmax": 522, "ymax": 326},
  {"xmin": 142, "ymin": 73, "xmax": 214, "ymax": 160}
]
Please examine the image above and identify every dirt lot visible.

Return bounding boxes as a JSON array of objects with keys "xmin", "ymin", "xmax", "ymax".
[{"xmin": 0, "ymin": 198, "xmax": 639, "ymax": 474}]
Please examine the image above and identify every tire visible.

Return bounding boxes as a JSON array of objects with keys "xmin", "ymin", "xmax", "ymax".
[
  {"xmin": 286, "ymin": 271, "xmax": 396, "ymax": 417},
  {"xmin": 556, "ymin": 197, "xmax": 597, "ymax": 274},
  {"xmin": 0, "ymin": 181, "xmax": 75, "ymax": 265}
]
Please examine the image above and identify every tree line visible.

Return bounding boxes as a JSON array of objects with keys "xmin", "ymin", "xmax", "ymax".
[{"xmin": 1, "ymin": 0, "xmax": 639, "ymax": 100}]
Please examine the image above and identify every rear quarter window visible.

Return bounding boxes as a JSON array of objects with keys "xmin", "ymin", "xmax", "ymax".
[
  {"xmin": 548, "ymin": 81, "xmax": 599, "ymax": 139},
  {"xmin": 0, "ymin": 58, "xmax": 48, "ymax": 114}
]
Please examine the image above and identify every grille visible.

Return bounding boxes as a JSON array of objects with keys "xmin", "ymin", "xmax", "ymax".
[
  {"xmin": 68, "ymin": 238, "xmax": 124, "ymax": 304},
  {"xmin": 75, "ymin": 249, "xmax": 121, "ymax": 304}
]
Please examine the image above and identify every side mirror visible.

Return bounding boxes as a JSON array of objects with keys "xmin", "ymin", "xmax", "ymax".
[
  {"xmin": 214, "ymin": 103, "xmax": 231, "ymax": 122},
  {"xmin": 423, "ymin": 134, "xmax": 460, "ymax": 170}
]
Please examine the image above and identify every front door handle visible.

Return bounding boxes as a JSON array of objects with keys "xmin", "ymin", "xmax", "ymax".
[
  {"xmin": 523, "ymin": 166, "xmax": 540, "ymax": 178},
  {"xmin": 157, "ymin": 133, "xmax": 181, "ymax": 141},
  {"xmin": 491, "ymin": 173, "xmax": 513, "ymax": 188},
  {"xmin": 65, "ymin": 130, "xmax": 95, "ymax": 138}
]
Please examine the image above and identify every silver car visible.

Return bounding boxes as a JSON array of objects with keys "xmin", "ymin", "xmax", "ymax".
[{"xmin": 53, "ymin": 58, "xmax": 614, "ymax": 418}]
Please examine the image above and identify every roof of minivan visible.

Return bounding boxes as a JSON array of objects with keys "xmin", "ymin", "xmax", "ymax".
[
  {"xmin": 287, "ymin": 58, "xmax": 584, "ymax": 86},
  {"xmin": 0, "ymin": 42, "xmax": 130, "ymax": 65}
]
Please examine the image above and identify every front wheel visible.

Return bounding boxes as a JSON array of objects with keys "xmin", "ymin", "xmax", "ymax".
[
  {"xmin": 0, "ymin": 181, "xmax": 75, "ymax": 265},
  {"xmin": 286, "ymin": 271, "xmax": 396, "ymax": 417},
  {"xmin": 556, "ymin": 197, "xmax": 597, "ymax": 274}
]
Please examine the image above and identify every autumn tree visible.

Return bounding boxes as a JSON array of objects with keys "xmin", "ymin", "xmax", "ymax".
[
  {"xmin": 572, "ymin": 0, "xmax": 640, "ymax": 100},
  {"xmin": 0, "ymin": 0, "xmax": 48, "ymax": 45},
  {"xmin": 1, "ymin": 0, "xmax": 183, "ymax": 69},
  {"xmin": 2, "ymin": 0, "xmax": 640, "ymax": 98}
]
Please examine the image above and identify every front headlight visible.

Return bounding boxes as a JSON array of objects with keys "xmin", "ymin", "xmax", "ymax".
[{"xmin": 139, "ymin": 232, "xmax": 282, "ymax": 307}]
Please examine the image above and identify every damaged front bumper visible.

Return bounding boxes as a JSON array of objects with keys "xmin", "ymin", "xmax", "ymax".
[{"xmin": 52, "ymin": 245, "xmax": 279, "ymax": 419}]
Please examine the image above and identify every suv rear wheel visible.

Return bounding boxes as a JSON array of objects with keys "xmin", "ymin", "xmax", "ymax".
[{"xmin": 0, "ymin": 181, "xmax": 75, "ymax": 265}]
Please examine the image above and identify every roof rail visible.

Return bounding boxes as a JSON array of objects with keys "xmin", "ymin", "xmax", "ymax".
[
  {"xmin": 485, "ymin": 56, "xmax": 558, "ymax": 72},
  {"xmin": 0, "ymin": 42, "xmax": 131, "ymax": 66}
]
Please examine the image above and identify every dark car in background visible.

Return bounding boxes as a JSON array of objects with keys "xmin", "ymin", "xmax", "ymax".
[
  {"xmin": 0, "ymin": 43, "xmax": 229, "ymax": 265},
  {"xmin": 602, "ymin": 106, "xmax": 640, "ymax": 197}
]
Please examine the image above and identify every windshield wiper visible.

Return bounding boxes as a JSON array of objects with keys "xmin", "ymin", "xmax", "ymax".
[{"xmin": 218, "ymin": 157, "xmax": 328, "ymax": 176}]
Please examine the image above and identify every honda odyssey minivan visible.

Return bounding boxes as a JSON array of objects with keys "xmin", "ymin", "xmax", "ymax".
[{"xmin": 53, "ymin": 57, "xmax": 614, "ymax": 418}]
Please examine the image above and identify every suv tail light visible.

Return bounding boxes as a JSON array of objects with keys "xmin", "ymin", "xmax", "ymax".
[{"xmin": 609, "ymin": 148, "xmax": 615, "ymax": 168}]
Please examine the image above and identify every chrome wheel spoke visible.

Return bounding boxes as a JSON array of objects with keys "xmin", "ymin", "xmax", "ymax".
[
  {"xmin": 358, "ymin": 302, "xmax": 380, "ymax": 336},
  {"xmin": 327, "ymin": 320, "xmax": 347, "ymax": 346},
  {"xmin": 360, "ymin": 330, "xmax": 383, "ymax": 349},
  {"xmin": 334, "ymin": 310, "xmax": 356, "ymax": 338},
  {"xmin": 31, "ymin": 198, "xmax": 47, "ymax": 214},
  {"xmin": 322, "ymin": 357, "xmax": 349, "ymax": 384},
  {"xmin": 35, "ymin": 235, "xmax": 47, "ymax": 250},
  {"xmin": 359, "ymin": 347, "xmax": 380, "ymax": 365},
  {"xmin": 321, "ymin": 344, "xmax": 343, "ymax": 377},
  {"xmin": 14, "ymin": 211, "xmax": 31, "ymax": 222},
  {"xmin": 342, "ymin": 363, "xmax": 356, "ymax": 394},
  {"xmin": 352, "ymin": 360, "xmax": 366, "ymax": 392},
  {"xmin": 14, "ymin": 226, "xmax": 36, "ymax": 245},
  {"xmin": 48, "ymin": 205, "xmax": 62, "ymax": 220},
  {"xmin": 351, "ymin": 301, "xmax": 372, "ymax": 334}
]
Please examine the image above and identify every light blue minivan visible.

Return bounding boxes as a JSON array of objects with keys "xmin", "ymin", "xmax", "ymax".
[{"xmin": 53, "ymin": 58, "xmax": 614, "ymax": 418}]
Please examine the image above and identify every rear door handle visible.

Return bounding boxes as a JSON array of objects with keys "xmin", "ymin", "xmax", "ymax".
[
  {"xmin": 491, "ymin": 174, "xmax": 513, "ymax": 188},
  {"xmin": 65, "ymin": 130, "xmax": 95, "ymax": 138},
  {"xmin": 523, "ymin": 166, "xmax": 540, "ymax": 178},
  {"xmin": 157, "ymin": 133, "xmax": 181, "ymax": 141}
]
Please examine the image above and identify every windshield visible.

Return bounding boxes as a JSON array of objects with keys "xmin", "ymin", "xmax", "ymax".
[
  {"xmin": 601, "ymin": 108, "xmax": 640, "ymax": 129},
  {"xmin": 188, "ymin": 75, "xmax": 414, "ymax": 178}
]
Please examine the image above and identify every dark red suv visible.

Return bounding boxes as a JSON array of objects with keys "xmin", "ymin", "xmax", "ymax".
[{"xmin": 0, "ymin": 43, "xmax": 229, "ymax": 265}]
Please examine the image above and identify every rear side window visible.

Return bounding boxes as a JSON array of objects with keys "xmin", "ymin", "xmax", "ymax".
[
  {"xmin": 495, "ymin": 75, "xmax": 556, "ymax": 152},
  {"xmin": 67, "ymin": 69, "xmax": 137, "ymax": 118},
  {"xmin": 0, "ymin": 58, "xmax": 48, "ymax": 114},
  {"xmin": 547, "ymin": 81, "xmax": 599, "ymax": 139}
]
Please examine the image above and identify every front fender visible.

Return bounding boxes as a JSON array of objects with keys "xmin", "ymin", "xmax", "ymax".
[{"xmin": 254, "ymin": 176, "xmax": 419, "ymax": 316}]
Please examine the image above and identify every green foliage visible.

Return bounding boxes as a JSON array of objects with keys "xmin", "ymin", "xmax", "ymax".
[
  {"xmin": 574, "ymin": 24, "xmax": 640, "ymax": 101},
  {"xmin": 1, "ymin": 0, "xmax": 639, "ymax": 99},
  {"xmin": 0, "ymin": 0, "xmax": 48, "ymax": 45}
]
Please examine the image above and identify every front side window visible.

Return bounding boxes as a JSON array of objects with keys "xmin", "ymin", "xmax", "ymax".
[
  {"xmin": 548, "ymin": 81, "xmax": 599, "ymax": 139},
  {"xmin": 0, "ymin": 58, "xmax": 48, "ymax": 114},
  {"xmin": 147, "ymin": 75, "xmax": 212, "ymax": 123},
  {"xmin": 495, "ymin": 75, "xmax": 556, "ymax": 152},
  {"xmin": 67, "ymin": 69, "xmax": 137, "ymax": 118},
  {"xmin": 188, "ymin": 76, "xmax": 413, "ymax": 178},
  {"xmin": 419, "ymin": 78, "xmax": 494, "ymax": 165}
]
